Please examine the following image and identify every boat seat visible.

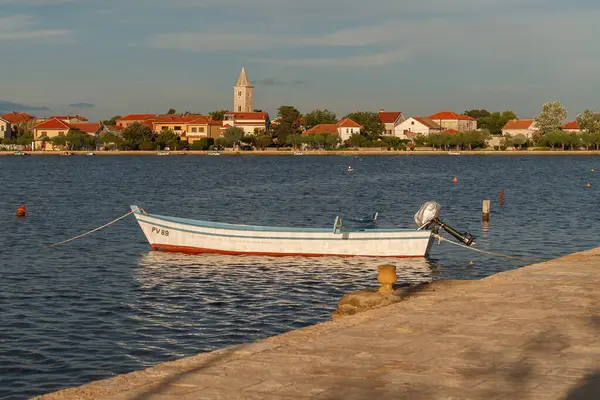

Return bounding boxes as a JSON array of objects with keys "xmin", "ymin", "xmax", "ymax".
[{"xmin": 333, "ymin": 213, "xmax": 379, "ymax": 233}]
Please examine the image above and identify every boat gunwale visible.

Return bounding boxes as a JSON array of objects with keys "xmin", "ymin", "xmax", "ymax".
[{"xmin": 135, "ymin": 210, "xmax": 421, "ymax": 234}]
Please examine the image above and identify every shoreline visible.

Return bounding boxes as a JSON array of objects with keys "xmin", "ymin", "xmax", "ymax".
[
  {"xmin": 34, "ymin": 248, "xmax": 600, "ymax": 399},
  {"xmin": 3, "ymin": 149, "xmax": 600, "ymax": 156}
]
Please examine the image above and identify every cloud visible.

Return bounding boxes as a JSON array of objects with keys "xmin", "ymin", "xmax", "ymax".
[
  {"xmin": 0, "ymin": 14, "xmax": 70, "ymax": 41},
  {"xmin": 147, "ymin": 0, "xmax": 549, "ymax": 19},
  {"xmin": 68, "ymin": 102, "xmax": 95, "ymax": 109},
  {"xmin": 0, "ymin": 0, "xmax": 81, "ymax": 3},
  {"xmin": 0, "ymin": 100, "xmax": 50, "ymax": 113},
  {"xmin": 149, "ymin": 5, "xmax": 600, "ymax": 76},
  {"xmin": 258, "ymin": 49, "xmax": 408, "ymax": 68},
  {"xmin": 254, "ymin": 78, "xmax": 307, "ymax": 86},
  {"xmin": 150, "ymin": 22, "xmax": 400, "ymax": 52}
]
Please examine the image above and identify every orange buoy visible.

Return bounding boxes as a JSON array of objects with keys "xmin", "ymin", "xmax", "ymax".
[
  {"xmin": 453, "ymin": 176, "xmax": 458, "ymax": 183},
  {"xmin": 16, "ymin": 204, "xmax": 26, "ymax": 217},
  {"xmin": 592, "ymin": 169, "xmax": 595, "ymax": 172},
  {"xmin": 586, "ymin": 183, "xmax": 591, "ymax": 188}
]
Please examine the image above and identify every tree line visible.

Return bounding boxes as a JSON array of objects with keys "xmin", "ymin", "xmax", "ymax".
[{"xmin": 4, "ymin": 101, "xmax": 599, "ymax": 151}]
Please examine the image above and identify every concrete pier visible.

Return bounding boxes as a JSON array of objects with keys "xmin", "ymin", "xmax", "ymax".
[{"xmin": 35, "ymin": 249, "xmax": 600, "ymax": 399}]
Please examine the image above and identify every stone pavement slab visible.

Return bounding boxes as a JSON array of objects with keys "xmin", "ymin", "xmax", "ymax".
[{"xmin": 34, "ymin": 248, "xmax": 600, "ymax": 399}]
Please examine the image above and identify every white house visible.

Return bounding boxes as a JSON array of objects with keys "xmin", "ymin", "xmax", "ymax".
[
  {"xmin": 222, "ymin": 112, "xmax": 270, "ymax": 135},
  {"xmin": 394, "ymin": 117, "xmax": 443, "ymax": 139},
  {"xmin": 378, "ymin": 110, "xmax": 405, "ymax": 136},
  {"xmin": 0, "ymin": 117, "xmax": 11, "ymax": 139},
  {"xmin": 304, "ymin": 118, "xmax": 361, "ymax": 142},
  {"xmin": 501, "ymin": 119, "xmax": 537, "ymax": 138}
]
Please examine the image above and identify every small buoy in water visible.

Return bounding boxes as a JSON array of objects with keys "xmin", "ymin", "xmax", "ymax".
[
  {"xmin": 592, "ymin": 169, "xmax": 595, "ymax": 172},
  {"xmin": 453, "ymin": 176, "xmax": 458, "ymax": 183},
  {"xmin": 587, "ymin": 183, "xmax": 591, "ymax": 188},
  {"xmin": 16, "ymin": 204, "xmax": 26, "ymax": 217},
  {"xmin": 348, "ymin": 166, "xmax": 353, "ymax": 172}
]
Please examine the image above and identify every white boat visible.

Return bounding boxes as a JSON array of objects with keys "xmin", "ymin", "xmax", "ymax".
[
  {"xmin": 14, "ymin": 151, "xmax": 27, "ymax": 156},
  {"xmin": 130, "ymin": 205, "xmax": 437, "ymax": 258},
  {"xmin": 86, "ymin": 152, "xmax": 95, "ymax": 156},
  {"xmin": 207, "ymin": 151, "xmax": 220, "ymax": 156},
  {"xmin": 157, "ymin": 151, "xmax": 169, "ymax": 156},
  {"xmin": 294, "ymin": 152, "xmax": 303, "ymax": 156},
  {"xmin": 448, "ymin": 151, "xmax": 461, "ymax": 155}
]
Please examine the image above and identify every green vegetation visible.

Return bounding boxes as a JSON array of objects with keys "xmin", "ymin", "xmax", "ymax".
[
  {"xmin": 344, "ymin": 111, "xmax": 384, "ymax": 140},
  {"xmin": 99, "ymin": 132, "xmax": 122, "ymax": 150},
  {"xmin": 284, "ymin": 133, "xmax": 340, "ymax": 149},
  {"xmin": 49, "ymin": 129, "xmax": 96, "ymax": 151},
  {"xmin": 425, "ymin": 131, "xmax": 489, "ymax": 150},
  {"xmin": 190, "ymin": 137, "xmax": 214, "ymax": 150},
  {"xmin": 272, "ymin": 105, "xmax": 301, "ymax": 145},
  {"xmin": 215, "ymin": 126, "xmax": 245, "ymax": 148},
  {"xmin": 121, "ymin": 122, "xmax": 156, "ymax": 150},
  {"xmin": 102, "ymin": 115, "xmax": 121, "ymax": 126},
  {"xmin": 534, "ymin": 100, "xmax": 567, "ymax": 136},
  {"xmin": 209, "ymin": 110, "xmax": 228, "ymax": 121},
  {"xmin": 255, "ymin": 134, "xmax": 273, "ymax": 149},
  {"xmin": 302, "ymin": 109, "xmax": 337, "ymax": 130},
  {"xmin": 156, "ymin": 128, "xmax": 181, "ymax": 150},
  {"xmin": 464, "ymin": 110, "xmax": 516, "ymax": 135},
  {"xmin": 576, "ymin": 110, "xmax": 600, "ymax": 134}
]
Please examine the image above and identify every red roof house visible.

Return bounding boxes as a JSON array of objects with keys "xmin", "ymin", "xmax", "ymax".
[
  {"xmin": 378, "ymin": 110, "xmax": 405, "ymax": 135},
  {"xmin": 562, "ymin": 121, "xmax": 580, "ymax": 132},
  {"xmin": 2, "ymin": 112, "xmax": 35, "ymax": 125},
  {"xmin": 395, "ymin": 117, "xmax": 443, "ymax": 138},
  {"xmin": 501, "ymin": 119, "xmax": 537, "ymax": 138},
  {"xmin": 428, "ymin": 111, "xmax": 477, "ymax": 132},
  {"xmin": 70, "ymin": 122, "xmax": 104, "ymax": 136},
  {"xmin": 304, "ymin": 118, "xmax": 361, "ymax": 141},
  {"xmin": 222, "ymin": 112, "xmax": 270, "ymax": 135},
  {"xmin": 116, "ymin": 114, "xmax": 157, "ymax": 128}
]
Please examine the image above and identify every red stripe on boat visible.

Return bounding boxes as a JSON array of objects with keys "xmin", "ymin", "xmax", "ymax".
[{"xmin": 150, "ymin": 244, "xmax": 424, "ymax": 258}]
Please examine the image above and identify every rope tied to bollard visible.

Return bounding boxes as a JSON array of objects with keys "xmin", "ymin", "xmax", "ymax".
[
  {"xmin": 432, "ymin": 233, "xmax": 543, "ymax": 262},
  {"xmin": 42, "ymin": 209, "xmax": 137, "ymax": 248}
]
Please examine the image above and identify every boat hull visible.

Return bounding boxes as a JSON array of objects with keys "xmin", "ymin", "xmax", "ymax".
[{"xmin": 132, "ymin": 207, "xmax": 434, "ymax": 258}]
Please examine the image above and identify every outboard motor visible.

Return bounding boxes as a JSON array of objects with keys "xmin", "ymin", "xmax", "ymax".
[{"xmin": 414, "ymin": 201, "xmax": 475, "ymax": 246}]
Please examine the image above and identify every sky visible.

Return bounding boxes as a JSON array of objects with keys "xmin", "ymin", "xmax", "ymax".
[{"xmin": 0, "ymin": 0, "xmax": 598, "ymax": 121}]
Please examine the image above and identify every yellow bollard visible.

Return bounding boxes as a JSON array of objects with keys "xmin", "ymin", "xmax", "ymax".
[{"xmin": 378, "ymin": 265, "xmax": 397, "ymax": 293}]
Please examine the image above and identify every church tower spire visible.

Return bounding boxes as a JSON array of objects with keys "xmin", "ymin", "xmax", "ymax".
[{"xmin": 234, "ymin": 67, "xmax": 253, "ymax": 113}]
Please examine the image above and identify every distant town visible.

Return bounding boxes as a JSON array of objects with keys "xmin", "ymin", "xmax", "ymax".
[{"xmin": 1, "ymin": 68, "xmax": 599, "ymax": 152}]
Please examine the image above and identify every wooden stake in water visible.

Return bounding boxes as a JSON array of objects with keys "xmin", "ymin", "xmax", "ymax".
[
  {"xmin": 482, "ymin": 200, "xmax": 491, "ymax": 222},
  {"xmin": 499, "ymin": 190, "xmax": 504, "ymax": 206}
]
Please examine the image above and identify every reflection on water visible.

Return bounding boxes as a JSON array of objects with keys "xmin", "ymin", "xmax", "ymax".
[
  {"xmin": 137, "ymin": 251, "xmax": 435, "ymax": 281},
  {"xmin": 116, "ymin": 252, "xmax": 435, "ymax": 369}
]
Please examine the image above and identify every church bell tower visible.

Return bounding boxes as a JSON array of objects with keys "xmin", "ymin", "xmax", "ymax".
[{"xmin": 233, "ymin": 67, "xmax": 253, "ymax": 113}]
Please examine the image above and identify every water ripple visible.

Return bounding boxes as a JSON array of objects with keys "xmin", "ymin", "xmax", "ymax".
[{"xmin": 1, "ymin": 155, "xmax": 599, "ymax": 399}]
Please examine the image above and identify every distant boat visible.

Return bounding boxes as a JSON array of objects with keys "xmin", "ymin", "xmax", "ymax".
[
  {"xmin": 448, "ymin": 151, "xmax": 461, "ymax": 155},
  {"xmin": 86, "ymin": 152, "xmax": 95, "ymax": 156},
  {"xmin": 14, "ymin": 151, "xmax": 27, "ymax": 156},
  {"xmin": 294, "ymin": 151, "xmax": 303, "ymax": 156},
  {"xmin": 347, "ymin": 166, "xmax": 353, "ymax": 172},
  {"xmin": 157, "ymin": 151, "xmax": 169, "ymax": 156},
  {"xmin": 60, "ymin": 152, "xmax": 73, "ymax": 156},
  {"xmin": 207, "ymin": 151, "xmax": 220, "ymax": 156}
]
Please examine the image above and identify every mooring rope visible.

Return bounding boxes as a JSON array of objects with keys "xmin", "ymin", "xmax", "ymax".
[
  {"xmin": 42, "ymin": 209, "xmax": 136, "ymax": 248},
  {"xmin": 432, "ymin": 233, "xmax": 543, "ymax": 261}
]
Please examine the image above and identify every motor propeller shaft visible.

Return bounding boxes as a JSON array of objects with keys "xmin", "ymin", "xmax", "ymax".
[{"xmin": 433, "ymin": 218, "xmax": 475, "ymax": 246}]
